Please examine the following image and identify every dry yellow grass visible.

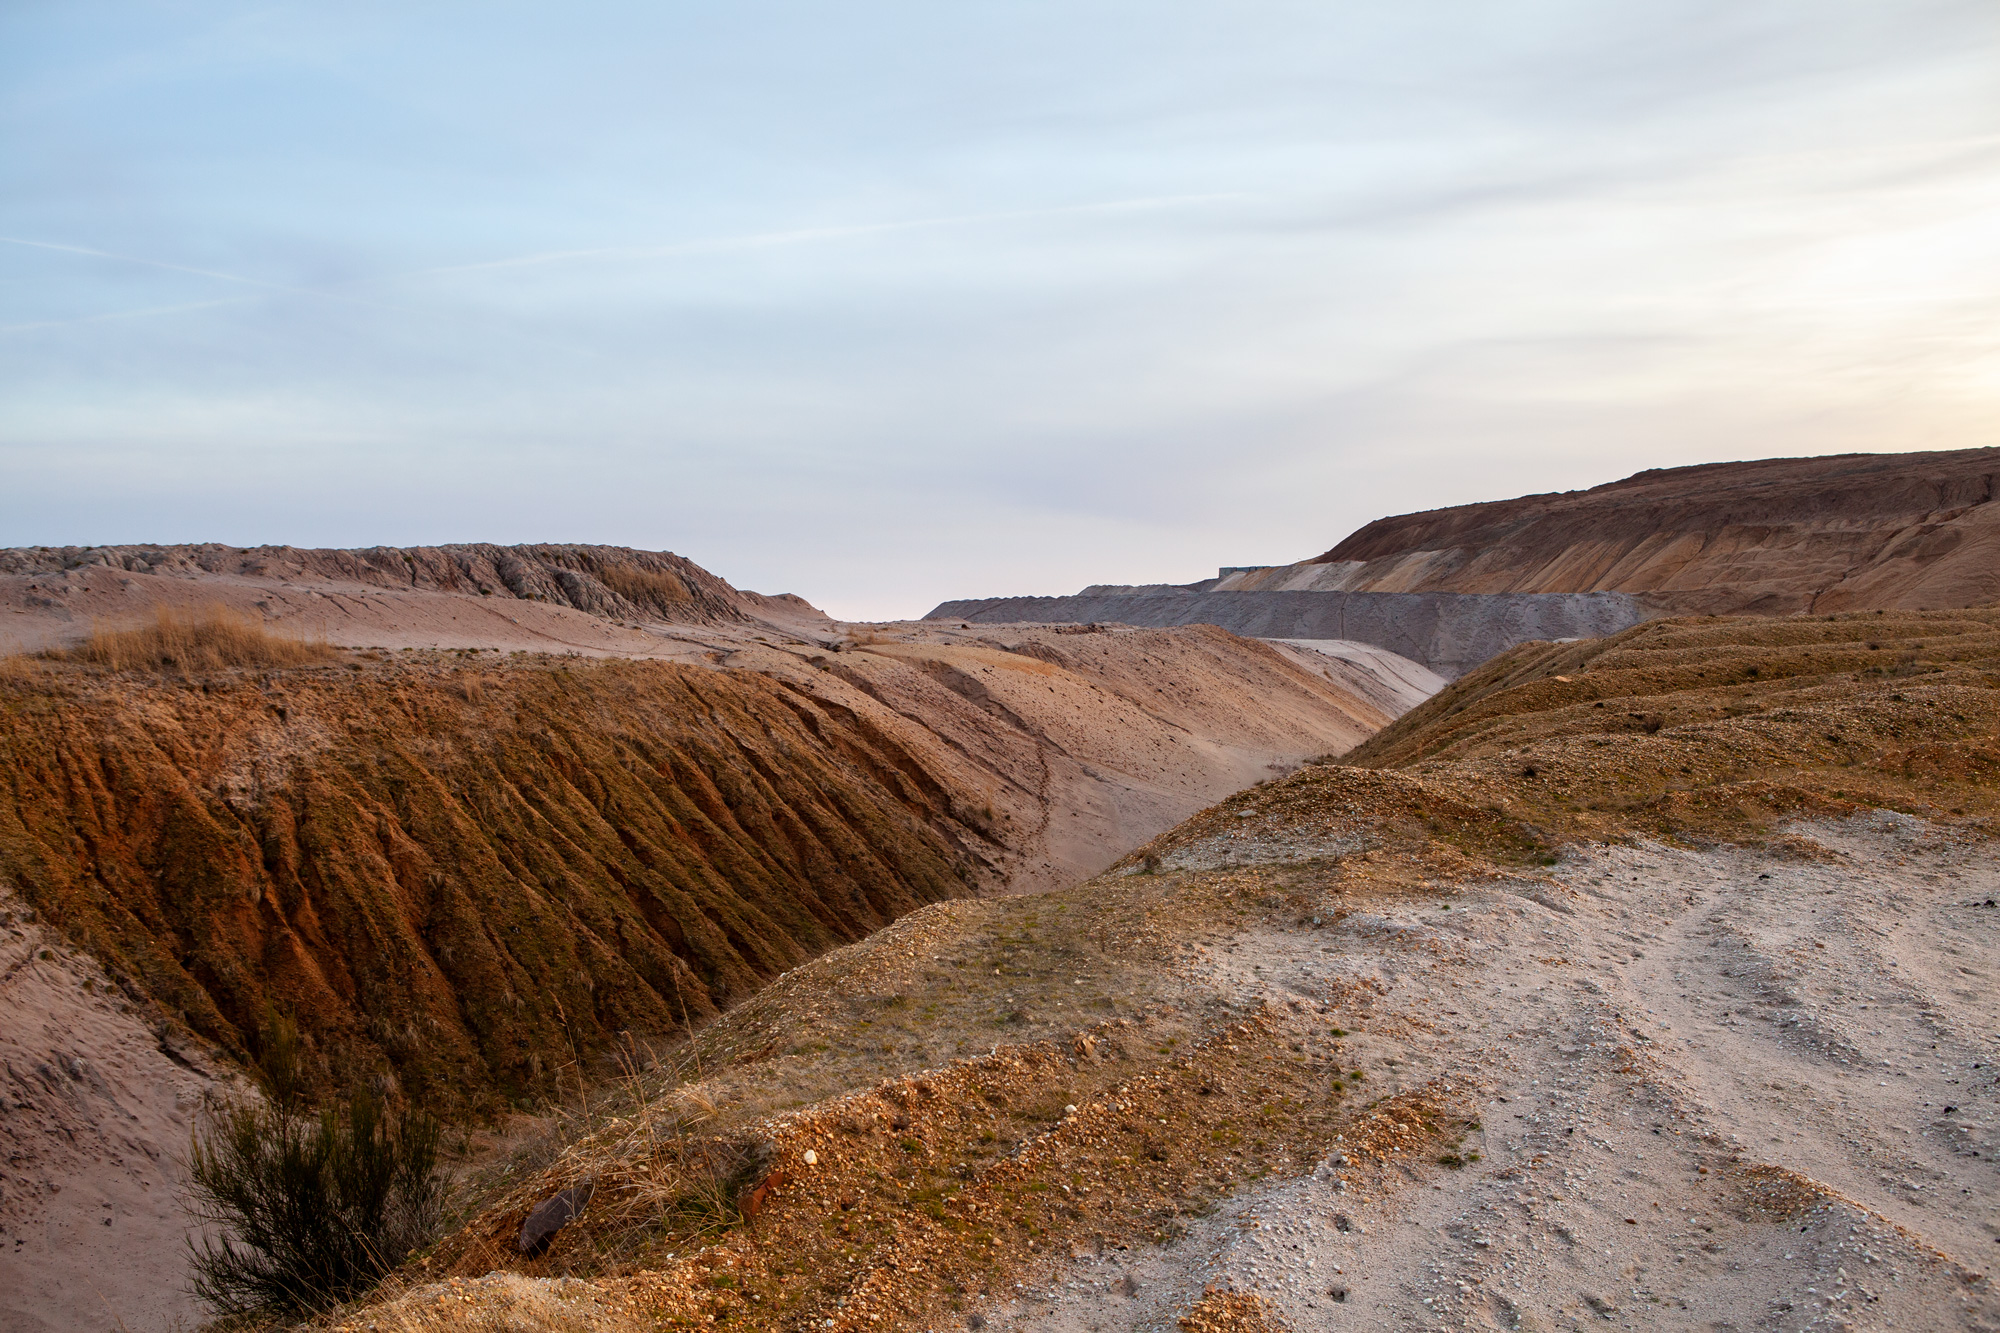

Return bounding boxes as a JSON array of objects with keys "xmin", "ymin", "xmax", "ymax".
[
  {"xmin": 298, "ymin": 606, "xmax": 2000, "ymax": 1333},
  {"xmin": 594, "ymin": 563, "xmax": 692, "ymax": 614},
  {"xmin": 66, "ymin": 605, "xmax": 333, "ymax": 672}
]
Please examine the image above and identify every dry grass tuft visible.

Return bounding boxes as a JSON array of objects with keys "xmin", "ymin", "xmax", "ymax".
[
  {"xmin": 68, "ymin": 605, "xmax": 333, "ymax": 672},
  {"xmin": 595, "ymin": 564, "xmax": 691, "ymax": 616}
]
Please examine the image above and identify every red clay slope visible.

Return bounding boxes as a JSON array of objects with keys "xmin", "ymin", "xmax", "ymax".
[{"xmin": 1312, "ymin": 446, "xmax": 2000, "ymax": 615}]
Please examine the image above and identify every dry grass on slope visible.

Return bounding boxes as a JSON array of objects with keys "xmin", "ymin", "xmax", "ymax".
[
  {"xmin": 1343, "ymin": 606, "xmax": 2000, "ymax": 846},
  {"xmin": 331, "ymin": 795, "xmax": 1490, "ymax": 1332},
  {"xmin": 65, "ymin": 605, "xmax": 334, "ymax": 672},
  {"xmin": 316, "ymin": 607, "xmax": 2000, "ymax": 1333},
  {"xmin": 0, "ymin": 653, "xmax": 992, "ymax": 1116}
]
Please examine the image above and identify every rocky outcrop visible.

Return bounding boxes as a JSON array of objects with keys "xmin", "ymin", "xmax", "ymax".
[
  {"xmin": 1262, "ymin": 446, "xmax": 2000, "ymax": 615},
  {"xmin": 925, "ymin": 590, "xmax": 1646, "ymax": 679}
]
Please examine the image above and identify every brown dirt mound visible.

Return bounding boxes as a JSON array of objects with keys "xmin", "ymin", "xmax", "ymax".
[
  {"xmin": 0, "ymin": 542, "xmax": 773, "ymax": 628},
  {"xmin": 308, "ymin": 599, "xmax": 2000, "ymax": 1330},
  {"xmin": 0, "ymin": 618, "xmax": 1392, "ymax": 1120},
  {"xmin": 0, "ymin": 655, "xmax": 988, "ymax": 1115},
  {"xmin": 1309, "ymin": 445, "xmax": 2000, "ymax": 615},
  {"xmin": 1342, "ymin": 607, "xmax": 2000, "ymax": 844}
]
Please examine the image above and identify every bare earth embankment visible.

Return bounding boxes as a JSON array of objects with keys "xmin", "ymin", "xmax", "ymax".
[
  {"xmin": 309, "ymin": 606, "xmax": 1999, "ymax": 1333},
  {"xmin": 1250, "ymin": 444, "xmax": 2000, "ymax": 616},
  {"xmin": 935, "ymin": 448, "xmax": 2000, "ymax": 679},
  {"xmin": 0, "ymin": 546, "xmax": 1418, "ymax": 1333}
]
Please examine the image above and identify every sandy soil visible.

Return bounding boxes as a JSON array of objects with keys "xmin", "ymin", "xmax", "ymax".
[
  {"xmin": 824, "ymin": 623, "xmax": 1411, "ymax": 893},
  {"xmin": 0, "ymin": 562, "xmax": 754, "ymax": 661},
  {"xmin": 997, "ymin": 814, "xmax": 1997, "ymax": 1332},
  {"xmin": 338, "ymin": 807, "xmax": 1997, "ymax": 1333},
  {"xmin": 1263, "ymin": 640, "xmax": 1447, "ymax": 720},
  {"xmin": 0, "ymin": 885, "xmax": 244, "ymax": 1333},
  {"xmin": 0, "ymin": 572, "xmax": 1436, "ymax": 1333}
]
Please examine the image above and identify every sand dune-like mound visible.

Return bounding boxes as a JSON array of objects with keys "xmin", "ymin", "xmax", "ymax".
[
  {"xmin": 1230, "ymin": 445, "xmax": 2000, "ymax": 615},
  {"xmin": 0, "ymin": 541, "xmax": 823, "ymax": 658}
]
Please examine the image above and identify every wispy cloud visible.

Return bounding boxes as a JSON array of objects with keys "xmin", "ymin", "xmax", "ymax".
[
  {"xmin": 3, "ymin": 2, "xmax": 1997, "ymax": 617},
  {"xmin": 0, "ymin": 294, "xmax": 260, "ymax": 335},
  {"xmin": 0, "ymin": 235, "xmax": 412, "ymax": 316},
  {"xmin": 0, "ymin": 235, "xmax": 302, "ymax": 292},
  {"xmin": 409, "ymin": 193, "xmax": 1254, "ymax": 279}
]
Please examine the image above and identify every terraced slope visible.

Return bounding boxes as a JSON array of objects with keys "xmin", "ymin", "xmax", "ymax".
[
  {"xmin": 1224, "ymin": 445, "xmax": 2000, "ymax": 615},
  {"xmin": 345, "ymin": 607, "xmax": 2000, "ymax": 1333}
]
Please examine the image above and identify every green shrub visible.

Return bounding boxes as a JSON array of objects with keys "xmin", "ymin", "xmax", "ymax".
[{"xmin": 183, "ymin": 1088, "xmax": 447, "ymax": 1315}]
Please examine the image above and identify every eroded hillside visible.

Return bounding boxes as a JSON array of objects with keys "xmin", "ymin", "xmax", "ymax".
[
  {"xmin": 341, "ymin": 607, "xmax": 2000, "ymax": 1333},
  {"xmin": 1, "ymin": 623, "xmax": 1388, "ymax": 1109},
  {"xmin": 1218, "ymin": 445, "xmax": 2000, "ymax": 615},
  {"xmin": 0, "ymin": 613, "xmax": 1402, "ymax": 1333},
  {"xmin": 0, "ymin": 542, "xmax": 825, "ymax": 659}
]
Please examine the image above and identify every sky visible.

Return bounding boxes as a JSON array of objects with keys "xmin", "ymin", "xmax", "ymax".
[{"xmin": 4, "ymin": 2, "xmax": 1998, "ymax": 620}]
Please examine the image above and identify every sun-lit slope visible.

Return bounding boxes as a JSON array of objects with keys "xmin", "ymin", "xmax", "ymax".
[
  {"xmin": 0, "ymin": 655, "xmax": 989, "ymax": 1114},
  {"xmin": 352, "ymin": 608, "xmax": 2000, "ymax": 1333},
  {"xmin": 0, "ymin": 621, "xmax": 1396, "ymax": 1114},
  {"xmin": 819, "ymin": 624, "xmax": 1393, "ymax": 889},
  {"xmin": 1344, "ymin": 607, "xmax": 2000, "ymax": 842},
  {"xmin": 1238, "ymin": 446, "xmax": 2000, "ymax": 615}
]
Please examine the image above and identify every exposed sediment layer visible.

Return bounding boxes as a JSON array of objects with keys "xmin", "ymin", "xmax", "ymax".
[
  {"xmin": 345, "ymin": 606, "xmax": 2000, "ymax": 1333},
  {"xmin": 925, "ymin": 589, "xmax": 1649, "ymax": 679},
  {"xmin": 0, "ymin": 542, "xmax": 827, "ymax": 658},
  {"xmin": 1269, "ymin": 444, "xmax": 2000, "ymax": 615},
  {"xmin": 0, "ymin": 612, "xmax": 1410, "ymax": 1333}
]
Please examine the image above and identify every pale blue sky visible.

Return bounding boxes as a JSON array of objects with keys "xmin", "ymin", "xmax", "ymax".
[{"xmin": 5, "ymin": 2, "xmax": 1997, "ymax": 618}]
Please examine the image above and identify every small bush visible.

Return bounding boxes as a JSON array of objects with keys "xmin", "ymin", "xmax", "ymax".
[
  {"xmin": 71, "ymin": 606, "xmax": 331, "ymax": 672},
  {"xmin": 183, "ymin": 1088, "xmax": 447, "ymax": 1315}
]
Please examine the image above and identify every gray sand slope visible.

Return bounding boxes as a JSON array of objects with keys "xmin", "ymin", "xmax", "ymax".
[
  {"xmin": 925, "ymin": 590, "xmax": 1650, "ymax": 679},
  {"xmin": 985, "ymin": 811, "xmax": 1999, "ymax": 1332}
]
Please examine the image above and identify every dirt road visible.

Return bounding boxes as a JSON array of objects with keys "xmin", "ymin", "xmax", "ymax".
[{"xmin": 1004, "ymin": 813, "xmax": 1997, "ymax": 1332}]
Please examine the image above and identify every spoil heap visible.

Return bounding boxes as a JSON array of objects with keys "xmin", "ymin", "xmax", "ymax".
[
  {"xmin": 1292, "ymin": 444, "xmax": 2000, "ymax": 615},
  {"xmin": 1, "ymin": 607, "xmax": 1405, "ymax": 1333},
  {"xmin": 336, "ymin": 606, "xmax": 2000, "ymax": 1333}
]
